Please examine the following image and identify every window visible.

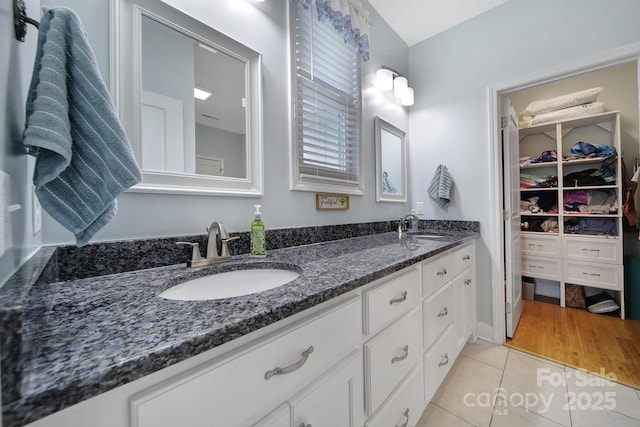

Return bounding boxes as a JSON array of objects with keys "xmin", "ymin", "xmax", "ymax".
[{"xmin": 290, "ymin": 1, "xmax": 363, "ymax": 194}]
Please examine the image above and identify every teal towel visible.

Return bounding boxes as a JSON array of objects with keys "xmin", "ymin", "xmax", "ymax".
[
  {"xmin": 427, "ymin": 164, "xmax": 453, "ymax": 208},
  {"xmin": 23, "ymin": 7, "xmax": 142, "ymax": 246}
]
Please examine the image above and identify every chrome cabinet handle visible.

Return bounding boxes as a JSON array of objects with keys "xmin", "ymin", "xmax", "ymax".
[
  {"xmin": 581, "ymin": 248, "xmax": 600, "ymax": 252},
  {"xmin": 265, "ymin": 346, "xmax": 314, "ymax": 380},
  {"xmin": 391, "ymin": 345, "xmax": 409, "ymax": 364},
  {"xmin": 462, "ymin": 254, "xmax": 471, "ymax": 260},
  {"xmin": 300, "ymin": 424, "xmax": 312, "ymax": 427},
  {"xmin": 389, "ymin": 291, "xmax": 408, "ymax": 305},
  {"xmin": 438, "ymin": 353, "xmax": 450, "ymax": 367},
  {"xmin": 436, "ymin": 268, "xmax": 447, "ymax": 276},
  {"xmin": 464, "ymin": 278, "xmax": 472, "ymax": 286},
  {"xmin": 395, "ymin": 408, "xmax": 410, "ymax": 427},
  {"xmin": 582, "ymin": 272, "xmax": 601, "ymax": 277},
  {"xmin": 437, "ymin": 307, "xmax": 448, "ymax": 317}
]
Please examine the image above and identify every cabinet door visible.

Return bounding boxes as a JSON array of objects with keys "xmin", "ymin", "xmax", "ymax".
[{"xmin": 290, "ymin": 352, "xmax": 364, "ymax": 427}]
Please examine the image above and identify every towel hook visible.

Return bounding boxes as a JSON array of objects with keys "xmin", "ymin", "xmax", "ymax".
[{"xmin": 13, "ymin": 0, "xmax": 40, "ymax": 42}]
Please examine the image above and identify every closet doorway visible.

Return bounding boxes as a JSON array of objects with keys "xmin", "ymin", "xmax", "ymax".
[{"xmin": 488, "ymin": 43, "xmax": 640, "ymax": 345}]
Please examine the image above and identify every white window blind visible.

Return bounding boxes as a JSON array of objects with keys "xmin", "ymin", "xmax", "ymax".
[{"xmin": 292, "ymin": 2, "xmax": 362, "ymax": 191}]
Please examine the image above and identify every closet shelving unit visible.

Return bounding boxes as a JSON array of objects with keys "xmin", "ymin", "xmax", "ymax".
[{"xmin": 519, "ymin": 111, "xmax": 624, "ymax": 318}]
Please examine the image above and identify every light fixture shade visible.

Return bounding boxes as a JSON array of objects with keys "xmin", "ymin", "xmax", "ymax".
[
  {"xmin": 375, "ymin": 68, "xmax": 393, "ymax": 91},
  {"xmin": 401, "ymin": 87, "xmax": 414, "ymax": 106},
  {"xmin": 393, "ymin": 76, "xmax": 408, "ymax": 98}
]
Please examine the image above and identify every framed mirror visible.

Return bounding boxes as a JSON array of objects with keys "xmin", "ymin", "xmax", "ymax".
[
  {"xmin": 113, "ymin": 0, "xmax": 263, "ymax": 195},
  {"xmin": 374, "ymin": 117, "xmax": 407, "ymax": 202}
]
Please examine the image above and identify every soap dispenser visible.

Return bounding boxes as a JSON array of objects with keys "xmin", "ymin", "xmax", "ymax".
[{"xmin": 250, "ymin": 204, "xmax": 266, "ymax": 257}]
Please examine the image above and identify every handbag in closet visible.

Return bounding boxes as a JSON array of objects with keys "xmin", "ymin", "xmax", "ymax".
[{"xmin": 622, "ymin": 159, "xmax": 638, "ymax": 230}]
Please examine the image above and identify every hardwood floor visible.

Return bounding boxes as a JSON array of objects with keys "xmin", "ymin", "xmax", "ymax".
[{"xmin": 506, "ymin": 299, "xmax": 640, "ymax": 389}]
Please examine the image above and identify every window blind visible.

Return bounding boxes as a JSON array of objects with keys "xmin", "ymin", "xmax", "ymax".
[{"xmin": 293, "ymin": 2, "xmax": 361, "ymax": 187}]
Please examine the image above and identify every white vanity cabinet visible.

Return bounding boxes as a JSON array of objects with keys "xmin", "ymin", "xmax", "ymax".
[
  {"xmin": 130, "ymin": 296, "xmax": 363, "ymax": 427},
  {"xmin": 24, "ymin": 238, "xmax": 478, "ymax": 427},
  {"xmin": 362, "ymin": 266, "xmax": 424, "ymax": 426},
  {"xmin": 422, "ymin": 241, "xmax": 476, "ymax": 402}
]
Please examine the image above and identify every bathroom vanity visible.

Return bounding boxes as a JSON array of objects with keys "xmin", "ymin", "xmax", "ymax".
[{"xmin": 0, "ymin": 222, "xmax": 478, "ymax": 427}]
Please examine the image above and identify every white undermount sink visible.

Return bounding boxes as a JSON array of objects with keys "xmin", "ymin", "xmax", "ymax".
[{"xmin": 159, "ymin": 268, "xmax": 300, "ymax": 301}]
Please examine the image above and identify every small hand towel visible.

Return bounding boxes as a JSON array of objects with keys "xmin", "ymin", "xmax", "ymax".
[
  {"xmin": 427, "ymin": 164, "xmax": 453, "ymax": 208},
  {"xmin": 23, "ymin": 7, "xmax": 142, "ymax": 246}
]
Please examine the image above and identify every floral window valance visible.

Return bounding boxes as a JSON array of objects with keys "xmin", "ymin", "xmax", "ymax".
[{"xmin": 292, "ymin": 0, "xmax": 371, "ymax": 61}]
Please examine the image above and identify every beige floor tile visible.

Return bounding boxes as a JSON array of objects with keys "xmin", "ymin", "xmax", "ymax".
[
  {"xmin": 416, "ymin": 403, "xmax": 473, "ymax": 427},
  {"xmin": 569, "ymin": 407, "xmax": 640, "ymax": 427},
  {"xmin": 500, "ymin": 350, "xmax": 571, "ymax": 426},
  {"xmin": 461, "ymin": 339, "xmax": 510, "ymax": 371},
  {"xmin": 490, "ymin": 397, "xmax": 566, "ymax": 427},
  {"xmin": 431, "ymin": 355, "xmax": 504, "ymax": 427},
  {"xmin": 565, "ymin": 367, "xmax": 640, "ymax": 422}
]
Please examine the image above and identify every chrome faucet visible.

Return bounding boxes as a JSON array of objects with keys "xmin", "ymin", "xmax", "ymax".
[
  {"xmin": 398, "ymin": 213, "xmax": 419, "ymax": 234},
  {"xmin": 177, "ymin": 221, "xmax": 239, "ymax": 267}
]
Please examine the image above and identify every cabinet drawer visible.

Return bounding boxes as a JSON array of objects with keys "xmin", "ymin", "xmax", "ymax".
[
  {"xmin": 521, "ymin": 255, "xmax": 561, "ymax": 280},
  {"xmin": 563, "ymin": 237, "xmax": 622, "ymax": 264},
  {"xmin": 363, "ymin": 267, "xmax": 421, "ymax": 336},
  {"xmin": 521, "ymin": 234, "xmax": 560, "ymax": 257},
  {"xmin": 423, "ymin": 281, "xmax": 454, "ymax": 349},
  {"xmin": 563, "ymin": 261, "xmax": 623, "ymax": 291},
  {"xmin": 365, "ymin": 364, "xmax": 424, "ymax": 427},
  {"xmin": 131, "ymin": 297, "xmax": 362, "ymax": 427},
  {"xmin": 452, "ymin": 241, "xmax": 475, "ymax": 275},
  {"xmin": 423, "ymin": 253, "xmax": 454, "ymax": 296},
  {"xmin": 364, "ymin": 307, "xmax": 422, "ymax": 415},
  {"xmin": 424, "ymin": 324, "xmax": 455, "ymax": 403}
]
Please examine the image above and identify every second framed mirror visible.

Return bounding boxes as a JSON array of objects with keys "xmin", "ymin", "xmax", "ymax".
[{"xmin": 374, "ymin": 116, "xmax": 407, "ymax": 202}]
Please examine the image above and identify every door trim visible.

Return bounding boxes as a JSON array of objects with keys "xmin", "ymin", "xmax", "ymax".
[{"xmin": 488, "ymin": 41, "xmax": 640, "ymax": 344}]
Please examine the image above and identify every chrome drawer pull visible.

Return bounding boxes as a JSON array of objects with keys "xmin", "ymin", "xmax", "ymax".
[
  {"xmin": 437, "ymin": 307, "xmax": 448, "ymax": 317},
  {"xmin": 582, "ymin": 272, "xmax": 601, "ymax": 277},
  {"xmin": 391, "ymin": 345, "xmax": 409, "ymax": 364},
  {"xmin": 581, "ymin": 248, "xmax": 600, "ymax": 252},
  {"xmin": 436, "ymin": 268, "xmax": 447, "ymax": 276},
  {"xmin": 389, "ymin": 291, "xmax": 408, "ymax": 305},
  {"xmin": 300, "ymin": 424, "xmax": 312, "ymax": 427},
  {"xmin": 438, "ymin": 353, "xmax": 449, "ymax": 367},
  {"xmin": 462, "ymin": 254, "xmax": 471, "ymax": 260},
  {"xmin": 264, "ymin": 346, "xmax": 314, "ymax": 380},
  {"xmin": 395, "ymin": 408, "xmax": 410, "ymax": 427}
]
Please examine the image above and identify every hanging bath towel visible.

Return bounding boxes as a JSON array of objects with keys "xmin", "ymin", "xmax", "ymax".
[
  {"xmin": 23, "ymin": 7, "xmax": 142, "ymax": 246},
  {"xmin": 427, "ymin": 164, "xmax": 453, "ymax": 208}
]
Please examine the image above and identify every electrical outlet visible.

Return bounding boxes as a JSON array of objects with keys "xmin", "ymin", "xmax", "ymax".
[
  {"xmin": 415, "ymin": 201, "xmax": 424, "ymax": 215},
  {"xmin": 32, "ymin": 186, "xmax": 41, "ymax": 235}
]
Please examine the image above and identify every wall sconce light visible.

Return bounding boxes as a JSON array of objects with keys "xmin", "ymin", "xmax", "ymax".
[{"xmin": 375, "ymin": 66, "xmax": 414, "ymax": 106}]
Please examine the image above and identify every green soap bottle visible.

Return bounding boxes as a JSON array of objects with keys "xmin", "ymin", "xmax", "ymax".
[{"xmin": 250, "ymin": 204, "xmax": 266, "ymax": 257}]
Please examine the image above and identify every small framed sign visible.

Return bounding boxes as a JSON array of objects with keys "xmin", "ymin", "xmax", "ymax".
[{"xmin": 316, "ymin": 193, "xmax": 350, "ymax": 210}]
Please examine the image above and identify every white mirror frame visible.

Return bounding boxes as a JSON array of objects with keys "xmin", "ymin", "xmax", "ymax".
[
  {"xmin": 374, "ymin": 116, "xmax": 407, "ymax": 202},
  {"xmin": 111, "ymin": 0, "xmax": 263, "ymax": 196}
]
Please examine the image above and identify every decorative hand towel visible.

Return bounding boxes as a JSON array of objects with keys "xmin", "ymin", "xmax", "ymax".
[
  {"xmin": 23, "ymin": 7, "xmax": 142, "ymax": 246},
  {"xmin": 427, "ymin": 164, "xmax": 453, "ymax": 208}
]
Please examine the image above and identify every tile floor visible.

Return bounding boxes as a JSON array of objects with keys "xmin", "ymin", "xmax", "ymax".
[{"xmin": 416, "ymin": 340, "xmax": 640, "ymax": 427}]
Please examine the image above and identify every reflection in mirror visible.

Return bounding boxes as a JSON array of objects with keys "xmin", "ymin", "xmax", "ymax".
[
  {"xmin": 374, "ymin": 117, "xmax": 407, "ymax": 202},
  {"xmin": 141, "ymin": 16, "xmax": 246, "ymax": 178},
  {"xmin": 115, "ymin": 0, "xmax": 263, "ymax": 195}
]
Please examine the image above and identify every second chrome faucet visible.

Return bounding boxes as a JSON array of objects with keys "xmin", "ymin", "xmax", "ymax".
[{"xmin": 177, "ymin": 221, "xmax": 239, "ymax": 267}]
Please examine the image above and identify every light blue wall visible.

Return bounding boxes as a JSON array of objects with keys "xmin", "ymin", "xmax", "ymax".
[
  {"xmin": 408, "ymin": 0, "xmax": 640, "ymax": 326},
  {"xmin": 0, "ymin": 0, "xmax": 42, "ymax": 286},
  {"xmin": 37, "ymin": 0, "xmax": 411, "ymax": 244}
]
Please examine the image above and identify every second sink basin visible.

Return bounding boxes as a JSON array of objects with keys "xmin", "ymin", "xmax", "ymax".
[{"xmin": 159, "ymin": 268, "xmax": 300, "ymax": 301}]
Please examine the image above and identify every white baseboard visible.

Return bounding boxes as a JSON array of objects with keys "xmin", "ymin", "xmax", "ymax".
[{"xmin": 474, "ymin": 321, "xmax": 495, "ymax": 344}]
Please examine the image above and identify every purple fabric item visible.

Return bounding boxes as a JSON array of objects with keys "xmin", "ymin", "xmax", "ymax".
[
  {"xmin": 563, "ymin": 191, "xmax": 588, "ymax": 205},
  {"xmin": 579, "ymin": 218, "xmax": 617, "ymax": 235}
]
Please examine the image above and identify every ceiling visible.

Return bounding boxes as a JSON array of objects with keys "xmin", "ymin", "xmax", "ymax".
[{"xmin": 368, "ymin": 0, "xmax": 510, "ymax": 46}]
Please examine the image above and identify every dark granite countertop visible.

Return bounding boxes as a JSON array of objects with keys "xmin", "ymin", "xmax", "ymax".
[{"xmin": 0, "ymin": 223, "xmax": 478, "ymax": 426}]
